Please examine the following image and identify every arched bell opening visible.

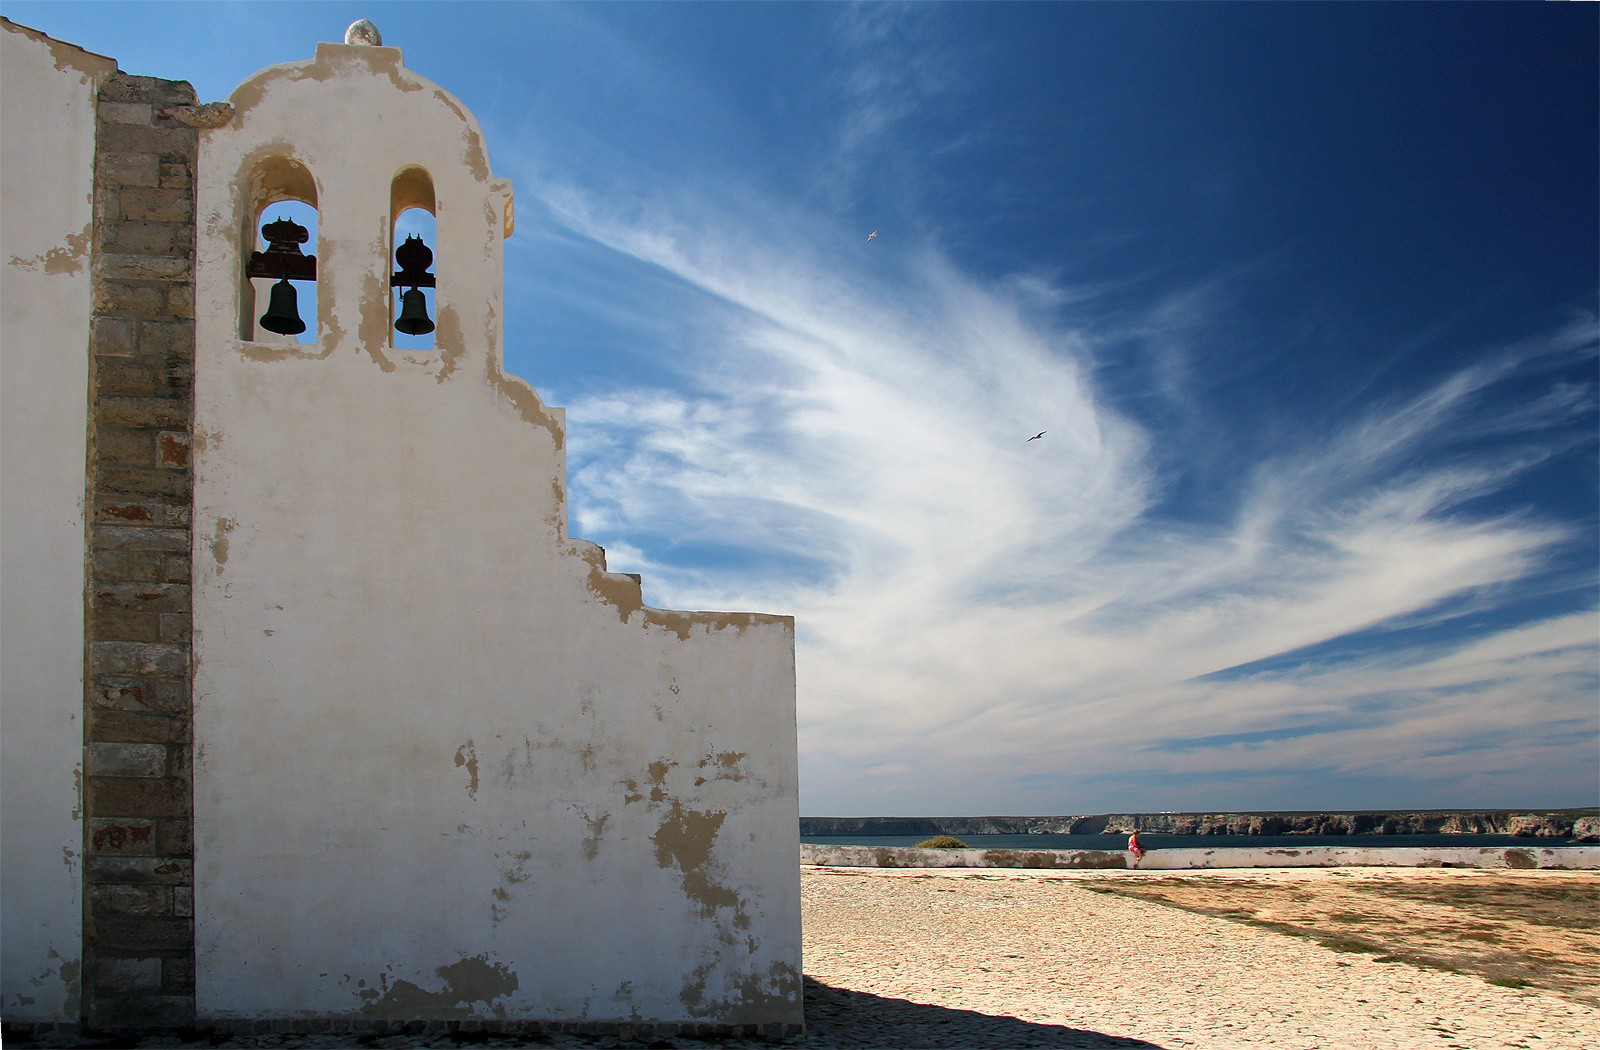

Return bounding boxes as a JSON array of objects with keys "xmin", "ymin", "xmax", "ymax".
[
  {"xmin": 240, "ymin": 156, "xmax": 319, "ymax": 345},
  {"xmin": 390, "ymin": 166, "xmax": 437, "ymax": 352}
]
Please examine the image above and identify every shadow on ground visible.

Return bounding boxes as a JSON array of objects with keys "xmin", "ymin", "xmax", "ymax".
[
  {"xmin": 802, "ymin": 976, "xmax": 1163, "ymax": 1048},
  {"xmin": 0, "ymin": 982, "xmax": 1162, "ymax": 1050}
]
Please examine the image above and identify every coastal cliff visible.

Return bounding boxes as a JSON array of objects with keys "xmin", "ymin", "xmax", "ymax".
[{"xmin": 800, "ymin": 810, "xmax": 1600, "ymax": 840}]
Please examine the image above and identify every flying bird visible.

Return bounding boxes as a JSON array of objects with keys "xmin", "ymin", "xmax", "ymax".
[
  {"xmin": 1027, "ymin": 431, "xmax": 1046, "ymax": 441},
  {"xmin": 867, "ymin": 230, "xmax": 878, "ymax": 241}
]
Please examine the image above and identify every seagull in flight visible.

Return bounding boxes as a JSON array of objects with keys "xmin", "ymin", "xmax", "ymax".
[
  {"xmin": 1027, "ymin": 431, "xmax": 1046, "ymax": 441},
  {"xmin": 867, "ymin": 230, "xmax": 878, "ymax": 241}
]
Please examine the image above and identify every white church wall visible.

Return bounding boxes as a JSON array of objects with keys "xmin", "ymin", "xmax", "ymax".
[
  {"xmin": 0, "ymin": 19, "xmax": 116, "ymax": 1024},
  {"xmin": 191, "ymin": 41, "xmax": 800, "ymax": 1026}
]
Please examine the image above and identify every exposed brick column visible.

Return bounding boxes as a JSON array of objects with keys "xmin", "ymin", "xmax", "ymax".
[{"xmin": 84, "ymin": 72, "xmax": 203, "ymax": 1031}]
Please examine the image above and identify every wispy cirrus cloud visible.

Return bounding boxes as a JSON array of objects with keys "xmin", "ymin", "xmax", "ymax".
[
  {"xmin": 513, "ymin": 169, "xmax": 1596, "ymax": 814},
  {"xmin": 486, "ymin": 6, "xmax": 1597, "ymax": 815}
]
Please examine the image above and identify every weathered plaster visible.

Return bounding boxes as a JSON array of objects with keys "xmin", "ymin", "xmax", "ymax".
[
  {"xmin": 487, "ymin": 354, "xmax": 564, "ymax": 449},
  {"xmin": 1, "ymin": 17, "xmax": 114, "ymax": 1024},
  {"xmin": 2, "ymin": 16, "xmax": 115, "ymax": 80},
  {"xmin": 390, "ymin": 165, "xmax": 435, "ymax": 216},
  {"xmin": 357, "ymin": 270, "xmax": 395, "ymax": 370},
  {"xmin": 207, "ymin": 518, "xmax": 235, "ymax": 569},
  {"xmin": 433, "ymin": 303, "xmax": 465, "ymax": 383},
  {"xmin": 354, "ymin": 956, "xmax": 519, "ymax": 1019},
  {"xmin": 454, "ymin": 742, "xmax": 480, "ymax": 800},
  {"xmin": 192, "ymin": 36, "xmax": 799, "ymax": 1028},
  {"xmin": 6, "ymin": 222, "xmax": 93, "ymax": 274}
]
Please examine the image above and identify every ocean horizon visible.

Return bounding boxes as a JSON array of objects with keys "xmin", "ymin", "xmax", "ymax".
[{"xmin": 799, "ymin": 832, "xmax": 1581, "ymax": 850}]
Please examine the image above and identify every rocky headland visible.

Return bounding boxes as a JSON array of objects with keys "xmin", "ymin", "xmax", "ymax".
[{"xmin": 800, "ymin": 809, "xmax": 1600, "ymax": 841}]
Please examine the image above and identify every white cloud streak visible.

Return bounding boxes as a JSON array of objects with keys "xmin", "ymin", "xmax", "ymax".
[
  {"xmin": 523, "ymin": 178, "xmax": 1595, "ymax": 813},
  {"xmin": 495, "ymin": 10, "xmax": 1598, "ymax": 815}
]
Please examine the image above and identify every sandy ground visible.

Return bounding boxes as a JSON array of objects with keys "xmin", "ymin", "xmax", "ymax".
[
  {"xmin": 12, "ymin": 866, "xmax": 1594, "ymax": 1049},
  {"xmin": 799, "ymin": 864, "xmax": 1599, "ymax": 1049}
]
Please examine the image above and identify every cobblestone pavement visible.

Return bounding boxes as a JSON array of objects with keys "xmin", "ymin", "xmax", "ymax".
[
  {"xmin": 799, "ymin": 866, "xmax": 1599, "ymax": 1049},
  {"xmin": 14, "ymin": 867, "xmax": 1596, "ymax": 1050}
]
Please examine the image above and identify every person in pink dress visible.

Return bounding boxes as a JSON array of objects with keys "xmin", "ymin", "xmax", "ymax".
[{"xmin": 1128, "ymin": 829, "xmax": 1147, "ymax": 865}]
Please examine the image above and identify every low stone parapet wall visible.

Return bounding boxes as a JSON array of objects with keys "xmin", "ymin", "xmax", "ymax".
[{"xmin": 801, "ymin": 843, "xmax": 1600, "ymax": 870}]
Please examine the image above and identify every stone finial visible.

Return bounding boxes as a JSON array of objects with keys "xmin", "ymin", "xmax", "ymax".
[{"xmin": 345, "ymin": 19, "xmax": 382, "ymax": 46}]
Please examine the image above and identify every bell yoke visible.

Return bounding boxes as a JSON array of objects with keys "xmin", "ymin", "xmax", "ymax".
[
  {"xmin": 247, "ymin": 217, "xmax": 436, "ymax": 337},
  {"xmin": 245, "ymin": 216, "xmax": 315, "ymax": 335}
]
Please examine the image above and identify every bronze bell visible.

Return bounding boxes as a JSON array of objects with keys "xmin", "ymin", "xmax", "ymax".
[
  {"xmin": 394, "ymin": 287, "xmax": 434, "ymax": 335},
  {"xmin": 259, "ymin": 278, "xmax": 306, "ymax": 335},
  {"xmin": 391, "ymin": 234, "xmax": 436, "ymax": 337}
]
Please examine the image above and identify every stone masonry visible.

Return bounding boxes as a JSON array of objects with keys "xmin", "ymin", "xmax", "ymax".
[{"xmin": 82, "ymin": 70, "xmax": 216, "ymax": 1030}]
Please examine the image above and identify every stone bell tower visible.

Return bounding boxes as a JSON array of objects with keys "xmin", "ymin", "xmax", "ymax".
[{"xmin": 2, "ymin": 17, "xmax": 801, "ymax": 1040}]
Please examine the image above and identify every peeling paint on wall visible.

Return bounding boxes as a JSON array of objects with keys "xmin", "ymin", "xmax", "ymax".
[
  {"xmin": 6, "ymin": 947, "xmax": 81, "ymax": 1018},
  {"xmin": 359, "ymin": 269, "xmax": 396, "ymax": 372},
  {"xmin": 497, "ymin": 848, "xmax": 534, "ymax": 891},
  {"xmin": 2, "ymin": 17, "xmax": 116, "ymax": 81},
  {"xmin": 432, "ymin": 303, "xmax": 464, "ymax": 383},
  {"xmin": 694, "ymin": 752, "xmax": 747, "ymax": 787},
  {"xmin": 454, "ymin": 742, "xmax": 479, "ymax": 799},
  {"xmin": 652, "ymin": 801, "xmax": 745, "ymax": 921},
  {"xmin": 355, "ymin": 955, "xmax": 518, "ymax": 1018},
  {"xmin": 678, "ymin": 958, "xmax": 800, "ymax": 1023},
  {"xmin": 60, "ymin": 958, "xmax": 80, "ymax": 1017},
  {"xmin": 208, "ymin": 517, "xmax": 236, "ymax": 569},
  {"xmin": 485, "ymin": 353, "xmax": 562, "ymax": 448},
  {"xmin": 579, "ymin": 810, "xmax": 610, "ymax": 860},
  {"xmin": 228, "ymin": 43, "xmax": 420, "ymax": 121},
  {"xmin": 191, "ymin": 425, "xmax": 220, "ymax": 459},
  {"xmin": 6, "ymin": 222, "xmax": 92, "ymax": 275},
  {"xmin": 425, "ymin": 89, "xmax": 491, "ymax": 182},
  {"xmin": 546, "ymin": 478, "xmax": 566, "ymax": 538},
  {"xmin": 580, "ymin": 554, "xmax": 790, "ymax": 641}
]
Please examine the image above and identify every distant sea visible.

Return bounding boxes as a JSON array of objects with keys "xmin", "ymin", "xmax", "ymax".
[{"xmin": 800, "ymin": 832, "xmax": 1579, "ymax": 849}]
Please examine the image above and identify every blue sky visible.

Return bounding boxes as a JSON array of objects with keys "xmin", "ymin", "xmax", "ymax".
[{"xmin": 14, "ymin": 2, "xmax": 1595, "ymax": 815}]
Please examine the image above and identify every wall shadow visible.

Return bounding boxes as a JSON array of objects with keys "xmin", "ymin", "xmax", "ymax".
[{"xmin": 803, "ymin": 976, "xmax": 1166, "ymax": 1048}]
